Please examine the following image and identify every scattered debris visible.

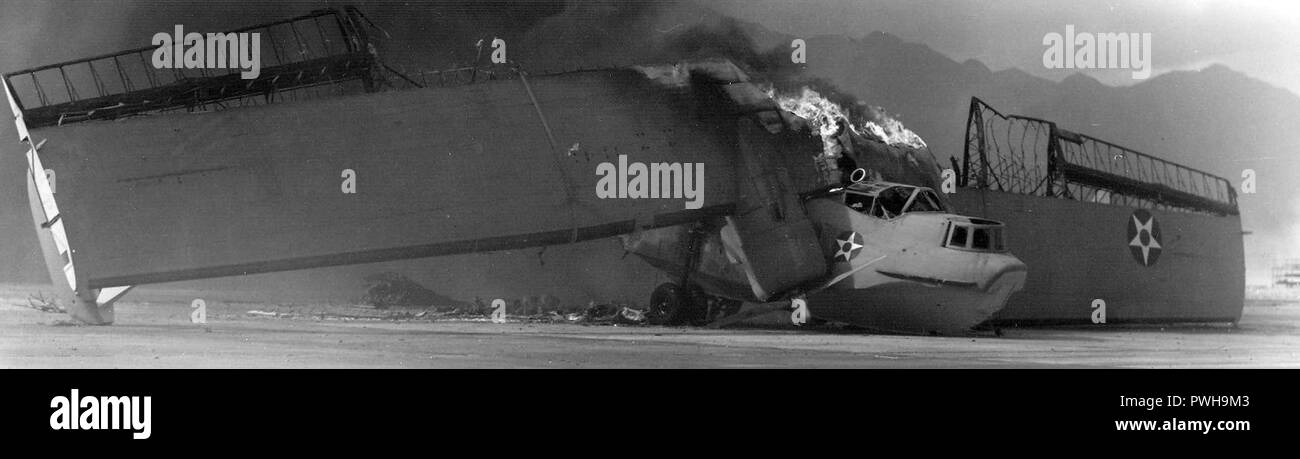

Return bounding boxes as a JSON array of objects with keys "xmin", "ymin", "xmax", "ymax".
[
  {"xmin": 583, "ymin": 302, "xmax": 620, "ymax": 318},
  {"xmin": 617, "ymin": 307, "xmax": 646, "ymax": 324},
  {"xmin": 232, "ymin": 294, "xmax": 649, "ymax": 326},
  {"xmin": 361, "ymin": 272, "xmax": 466, "ymax": 309},
  {"xmin": 25, "ymin": 292, "xmax": 63, "ymax": 314},
  {"xmin": 562, "ymin": 302, "xmax": 647, "ymax": 325}
]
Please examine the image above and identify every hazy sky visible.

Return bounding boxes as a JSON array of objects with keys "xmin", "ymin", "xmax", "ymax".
[
  {"xmin": 712, "ymin": 0, "xmax": 1300, "ymax": 95},
  {"xmin": 3, "ymin": 1, "xmax": 1294, "ymax": 93}
]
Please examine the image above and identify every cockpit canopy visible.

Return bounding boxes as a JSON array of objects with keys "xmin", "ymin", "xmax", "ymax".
[
  {"xmin": 943, "ymin": 217, "xmax": 1008, "ymax": 252},
  {"xmin": 806, "ymin": 180, "xmax": 1009, "ymax": 252},
  {"xmin": 830, "ymin": 181, "xmax": 949, "ymax": 220}
]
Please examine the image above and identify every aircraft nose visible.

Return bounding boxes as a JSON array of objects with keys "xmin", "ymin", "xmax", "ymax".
[{"xmin": 978, "ymin": 254, "xmax": 1029, "ymax": 291}]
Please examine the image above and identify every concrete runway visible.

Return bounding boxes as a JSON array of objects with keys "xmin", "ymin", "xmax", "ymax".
[{"xmin": 1, "ymin": 284, "xmax": 1297, "ymax": 368}]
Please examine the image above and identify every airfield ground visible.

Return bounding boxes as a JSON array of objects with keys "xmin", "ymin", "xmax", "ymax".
[{"xmin": 1, "ymin": 284, "xmax": 1296, "ymax": 368}]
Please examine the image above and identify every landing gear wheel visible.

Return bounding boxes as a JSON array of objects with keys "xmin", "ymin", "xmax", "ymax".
[
  {"xmin": 649, "ymin": 283, "xmax": 713, "ymax": 325},
  {"xmin": 648, "ymin": 283, "xmax": 685, "ymax": 325}
]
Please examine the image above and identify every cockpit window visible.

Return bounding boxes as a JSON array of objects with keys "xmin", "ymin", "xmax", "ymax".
[
  {"xmin": 945, "ymin": 220, "xmax": 1008, "ymax": 252},
  {"xmin": 835, "ymin": 184, "xmax": 946, "ymax": 219},
  {"xmin": 873, "ymin": 187, "xmax": 910, "ymax": 218},
  {"xmin": 906, "ymin": 189, "xmax": 944, "ymax": 213},
  {"xmin": 949, "ymin": 225, "xmax": 968, "ymax": 247},
  {"xmin": 971, "ymin": 228, "xmax": 991, "ymax": 250},
  {"xmin": 845, "ymin": 192, "xmax": 872, "ymax": 212}
]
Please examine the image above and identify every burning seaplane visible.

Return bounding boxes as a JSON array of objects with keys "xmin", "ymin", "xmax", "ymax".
[
  {"xmin": 3, "ymin": 8, "xmax": 1024, "ymax": 334},
  {"xmin": 622, "ymin": 89, "xmax": 1028, "ymax": 334},
  {"xmin": 626, "ymin": 175, "xmax": 1028, "ymax": 334}
]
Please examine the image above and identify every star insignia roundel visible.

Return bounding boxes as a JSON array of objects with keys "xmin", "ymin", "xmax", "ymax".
[
  {"xmin": 1126, "ymin": 209, "xmax": 1162, "ymax": 267},
  {"xmin": 833, "ymin": 231, "xmax": 864, "ymax": 262}
]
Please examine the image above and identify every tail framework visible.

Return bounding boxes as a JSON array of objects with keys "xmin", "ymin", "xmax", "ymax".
[{"xmin": 5, "ymin": 77, "xmax": 132, "ymax": 324}]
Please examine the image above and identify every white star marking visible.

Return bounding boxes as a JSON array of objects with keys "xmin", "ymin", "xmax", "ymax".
[
  {"xmin": 1128, "ymin": 215, "xmax": 1161, "ymax": 265},
  {"xmin": 834, "ymin": 233, "xmax": 863, "ymax": 262}
]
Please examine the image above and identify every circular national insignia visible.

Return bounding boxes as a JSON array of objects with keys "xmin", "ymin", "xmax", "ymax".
[
  {"xmin": 833, "ymin": 231, "xmax": 864, "ymax": 262},
  {"xmin": 1126, "ymin": 209, "xmax": 1162, "ymax": 267}
]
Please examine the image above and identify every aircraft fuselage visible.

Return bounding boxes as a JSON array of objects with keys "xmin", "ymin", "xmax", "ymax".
[{"xmin": 626, "ymin": 181, "xmax": 1028, "ymax": 334}]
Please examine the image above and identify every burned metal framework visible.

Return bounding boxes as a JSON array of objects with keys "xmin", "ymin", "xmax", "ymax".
[
  {"xmin": 2, "ymin": 7, "xmax": 391, "ymax": 129},
  {"xmin": 962, "ymin": 97, "xmax": 1237, "ymax": 216},
  {"xmin": 2, "ymin": 5, "xmax": 542, "ymax": 130}
]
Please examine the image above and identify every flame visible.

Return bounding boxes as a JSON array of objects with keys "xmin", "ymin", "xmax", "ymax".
[
  {"xmin": 634, "ymin": 60, "xmax": 751, "ymax": 87},
  {"xmin": 634, "ymin": 64, "xmax": 693, "ymax": 87},
  {"xmin": 769, "ymin": 87, "xmax": 928, "ymax": 154}
]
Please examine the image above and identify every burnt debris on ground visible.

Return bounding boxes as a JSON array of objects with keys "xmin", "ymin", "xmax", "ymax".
[
  {"xmin": 234, "ymin": 301, "xmax": 649, "ymax": 325},
  {"xmin": 220, "ymin": 272, "xmax": 653, "ymax": 325}
]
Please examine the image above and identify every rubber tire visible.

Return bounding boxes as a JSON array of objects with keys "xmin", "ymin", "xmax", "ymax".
[{"xmin": 648, "ymin": 283, "xmax": 685, "ymax": 325}]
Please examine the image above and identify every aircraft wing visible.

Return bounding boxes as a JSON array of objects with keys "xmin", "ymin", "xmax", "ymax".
[{"xmin": 8, "ymin": 58, "xmax": 827, "ymax": 291}]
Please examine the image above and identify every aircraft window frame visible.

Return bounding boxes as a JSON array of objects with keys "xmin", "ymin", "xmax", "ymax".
[
  {"xmin": 836, "ymin": 183, "xmax": 949, "ymax": 220},
  {"xmin": 948, "ymin": 224, "xmax": 968, "ymax": 248},
  {"xmin": 945, "ymin": 221, "xmax": 1009, "ymax": 253},
  {"xmin": 971, "ymin": 228, "xmax": 991, "ymax": 250},
  {"xmin": 905, "ymin": 189, "xmax": 944, "ymax": 213},
  {"xmin": 874, "ymin": 186, "xmax": 910, "ymax": 219},
  {"xmin": 844, "ymin": 191, "xmax": 873, "ymax": 213}
]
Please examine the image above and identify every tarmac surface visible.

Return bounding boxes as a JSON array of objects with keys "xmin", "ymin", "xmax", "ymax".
[{"xmin": 1, "ymin": 284, "xmax": 1297, "ymax": 368}]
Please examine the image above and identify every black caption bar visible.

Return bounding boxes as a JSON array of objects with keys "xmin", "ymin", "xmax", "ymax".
[{"xmin": 0, "ymin": 369, "xmax": 1295, "ymax": 451}]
